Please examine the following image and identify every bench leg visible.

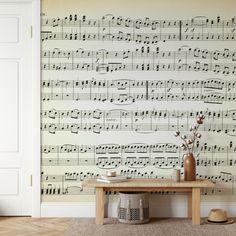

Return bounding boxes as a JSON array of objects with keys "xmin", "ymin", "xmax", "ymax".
[
  {"xmin": 192, "ymin": 187, "xmax": 201, "ymax": 225},
  {"xmin": 188, "ymin": 191, "xmax": 192, "ymax": 218},
  {"xmin": 96, "ymin": 187, "xmax": 104, "ymax": 225}
]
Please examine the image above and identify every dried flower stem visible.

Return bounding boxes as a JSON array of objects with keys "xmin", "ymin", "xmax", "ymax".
[
  {"xmin": 174, "ymin": 114, "xmax": 204, "ymax": 155},
  {"xmin": 180, "ymin": 136, "xmax": 191, "ymax": 153},
  {"xmin": 191, "ymin": 124, "xmax": 199, "ymax": 153}
]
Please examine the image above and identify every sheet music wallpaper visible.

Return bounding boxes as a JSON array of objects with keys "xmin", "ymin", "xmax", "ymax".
[{"xmin": 41, "ymin": 0, "xmax": 236, "ymax": 202}]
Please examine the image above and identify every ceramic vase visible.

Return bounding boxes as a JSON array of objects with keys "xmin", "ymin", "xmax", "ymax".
[{"xmin": 183, "ymin": 153, "xmax": 196, "ymax": 181}]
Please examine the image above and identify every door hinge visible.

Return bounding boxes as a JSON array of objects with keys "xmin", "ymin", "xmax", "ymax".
[
  {"xmin": 30, "ymin": 26, "xmax": 33, "ymax": 38},
  {"xmin": 30, "ymin": 174, "xmax": 33, "ymax": 187}
]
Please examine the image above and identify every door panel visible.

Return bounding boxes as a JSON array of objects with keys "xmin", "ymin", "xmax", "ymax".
[
  {"xmin": 0, "ymin": 61, "xmax": 19, "ymax": 152},
  {"xmin": 0, "ymin": 16, "xmax": 19, "ymax": 43}
]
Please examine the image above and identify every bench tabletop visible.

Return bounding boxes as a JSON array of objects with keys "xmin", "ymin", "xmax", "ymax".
[{"xmin": 82, "ymin": 178, "xmax": 215, "ymax": 188}]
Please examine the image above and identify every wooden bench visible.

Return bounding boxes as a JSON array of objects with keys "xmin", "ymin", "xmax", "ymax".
[{"xmin": 82, "ymin": 178, "xmax": 214, "ymax": 225}]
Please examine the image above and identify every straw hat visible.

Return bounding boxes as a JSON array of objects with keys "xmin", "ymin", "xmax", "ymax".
[{"xmin": 205, "ymin": 209, "xmax": 234, "ymax": 224}]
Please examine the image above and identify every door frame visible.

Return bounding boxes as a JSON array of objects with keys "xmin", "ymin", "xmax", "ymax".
[{"xmin": 31, "ymin": 0, "xmax": 41, "ymax": 217}]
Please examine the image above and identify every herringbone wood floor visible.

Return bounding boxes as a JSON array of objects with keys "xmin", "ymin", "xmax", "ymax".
[{"xmin": 0, "ymin": 217, "xmax": 71, "ymax": 236}]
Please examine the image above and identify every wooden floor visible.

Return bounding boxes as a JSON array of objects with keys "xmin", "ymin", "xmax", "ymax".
[{"xmin": 0, "ymin": 217, "xmax": 70, "ymax": 236}]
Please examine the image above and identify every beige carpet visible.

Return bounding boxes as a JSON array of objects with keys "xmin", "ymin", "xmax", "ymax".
[
  {"xmin": 1, "ymin": 217, "xmax": 235, "ymax": 236},
  {"xmin": 66, "ymin": 218, "xmax": 236, "ymax": 236}
]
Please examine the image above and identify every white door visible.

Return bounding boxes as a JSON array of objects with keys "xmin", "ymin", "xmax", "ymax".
[{"xmin": 0, "ymin": 2, "xmax": 33, "ymax": 215}]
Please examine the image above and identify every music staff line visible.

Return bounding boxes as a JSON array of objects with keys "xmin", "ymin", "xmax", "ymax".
[
  {"xmin": 41, "ymin": 78, "xmax": 236, "ymax": 104},
  {"xmin": 41, "ymin": 109, "xmax": 236, "ymax": 121},
  {"xmin": 41, "ymin": 156, "xmax": 236, "ymax": 168},
  {"xmin": 41, "ymin": 142, "xmax": 236, "ymax": 168},
  {"xmin": 41, "ymin": 170, "xmax": 235, "ymax": 195},
  {"xmin": 42, "ymin": 47, "xmax": 236, "ymax": 61},
  {"xmin": 41, "ymin": 47, "xmax": 236, "ymax": 75},
  {"xmin": 41, "ymin": 108, "xmax": 236, "ymax": 135},
  {"xmin": 42, "ymin": 15, "xmax": 236, "ymax": 29},
  {"xmin": 41, "ymin": 15, "xmax": 236, "ymax": 43},
  {"xmin": 42, "ymin": 142, "xmax": 236, "ymax": 155},
  {"xmin": 41, "ymin": 171, "xmax": 236, "ymax": 183},
  {"xmin": 41, "ymin": 62, "xmax": 236, "ymax": 75}
]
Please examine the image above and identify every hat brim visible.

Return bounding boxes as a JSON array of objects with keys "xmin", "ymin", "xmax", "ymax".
[{"xmin": 204, "ymin": 218, "xmax": 234, "ymax": 225}]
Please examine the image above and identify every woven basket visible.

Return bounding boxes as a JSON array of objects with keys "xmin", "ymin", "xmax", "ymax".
[{"xmin": 117, "ymin": 192, "xmax": 149, "ymax": 224}]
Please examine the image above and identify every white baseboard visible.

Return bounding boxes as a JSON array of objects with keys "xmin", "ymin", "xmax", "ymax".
[
  {"xmin": 41, "ymin": 202, "xmax": 95, "ymax": 217},
  {"xmin": 41, "ymin": 196, "xmax": 236, "ymax": 217}
]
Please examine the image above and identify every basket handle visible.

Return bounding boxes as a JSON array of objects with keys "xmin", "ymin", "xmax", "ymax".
[
  {"xmin": 127, "ymin": 200, "xmax": 131, "ymax": 220},
  {"xmin": 117, "ymin": 198, "xmax": 121, "ymax": 218},
  {"xmin": 139, "ymin": 199, "xmax": 143, "ymax": 220}
]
